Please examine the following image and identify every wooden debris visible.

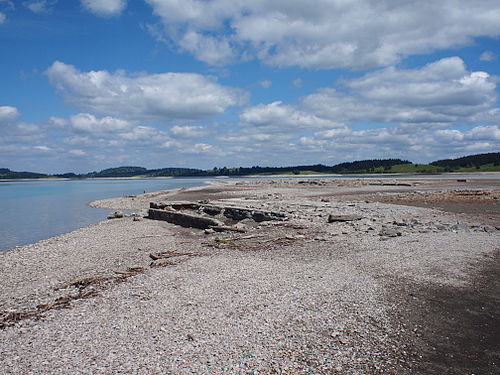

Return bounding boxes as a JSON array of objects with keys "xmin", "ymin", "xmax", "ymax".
[
  {"xmin": 149, "ymin": 250, "xmax": 179, "ymax": 260},
  {"xmin": 150, "ymin": 259, "xmax": 183, "ymax": 267},
  {"xmin": 208, "ymin": 225, "xmax": 247, "ymax": 233},
  {"xmin": 215, "ymin": 235, "xmax": 255, "ymax": 243},
  {"xmin": 114, "ymin": 267, "xmax": 146, "ymax": 276},
  {"xmin": 54, "ymin": 276, "xmax": 111, "ymax": 291}
]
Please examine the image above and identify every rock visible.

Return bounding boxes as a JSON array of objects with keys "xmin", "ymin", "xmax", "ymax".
[
  {"xmin": 393, "ymin": 221, "xmax": 408, "ymax": 226},
  {"xmin": 148, "ymin": 208, "xmax": 224, "ymax": 229},
  {"xmin": 253, "ymin": 210, "xmax": 286, "ymax": 222},
  {"xmin": 223, "ymin": 207, "xmax": 253, "ymax": 221},
  {"xmin": 327, "ymin": 214, "xmax": 363, "ymax": 223},
  {"xmin": 204, "ymin": 228, "xmax": 215, "ymax": 234},
  {"xmin": 132, "ymin": 216, "xmax": 142, "ymax": 221},
  {"xmin": 379, "ymin": 228, "xmax": 402, "ymax": 237},
  {"xmin": 203, "ymin": 206, "xmax": 223, "ymax": 216},
  {"xmin": 451, "ymin": 223, "xmax": 469, "ymax": 231},
  {"xmin": 107, "ymin": 211, "xmax": 124, "ymax": 219}
]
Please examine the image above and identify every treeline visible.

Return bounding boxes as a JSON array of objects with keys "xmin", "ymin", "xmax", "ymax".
[
  {"xmin": 430, "ymin": 152, "xmax": 499, "ymax": 169},
  {"xmin": 0, "ymin": 168, "xmax": 48, "ymax": 179},
  {"xmin": 1, "ymin": 153, "xmax": 498, "ymax": 179}
]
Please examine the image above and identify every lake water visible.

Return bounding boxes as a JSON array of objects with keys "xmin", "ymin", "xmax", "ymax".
[{"xmin": 0, "ymin": 177, "xmax": 215, "ymax": 251}]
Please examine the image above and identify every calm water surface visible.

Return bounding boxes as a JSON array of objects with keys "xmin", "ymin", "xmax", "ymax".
[{"xmin": 0, "ymin": 178, "xmax": 214, "ymax": 251}]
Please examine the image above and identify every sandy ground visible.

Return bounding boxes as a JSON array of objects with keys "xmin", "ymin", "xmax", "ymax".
[{"xmin": 1, "ymin": 174, "xmax": 499, "ymax": 374}]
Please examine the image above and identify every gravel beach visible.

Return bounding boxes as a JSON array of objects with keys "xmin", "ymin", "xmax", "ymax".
[{"xmin": 1, "ymin": 175, "xmax": 499, "ymax": 374}]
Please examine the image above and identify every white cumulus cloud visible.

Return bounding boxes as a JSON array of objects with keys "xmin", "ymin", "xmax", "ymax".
[
  {"xmin": 81, "ymin": 0, "xmax": 126, "ymax": 16},
  {"xmin": 69, "ymin": 149, "xmax": 87, "ymax": 156},
  {"xmin": 70, "ymin": 113, "xmax": 132, "ymax": 133},
  {"xmin": 46, "ymin": 61, "xmax": 245, "ymax": 122},
  {"xmin": 170, "ymin": 125, "xmax": 207, "ymax": 138},
  {"xmin": 145, "ymin": 0, "xmax": 500, "ymax": 69},
  {"xmin": 240, "ymin": 101, "xmax": 341, "ymax": 131},
  {"xmin": 302, "ymin": 57, "xmax": 496, "ymax": 125},
  {"xmin": 0, "ymin": 106, "xmax": 20, "ymax": 124}
]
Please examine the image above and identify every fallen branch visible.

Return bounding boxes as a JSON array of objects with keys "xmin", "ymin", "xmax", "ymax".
[
  {"xmin": 216, "ymin": 235, "xmax": 255, "ymax": 242},
  {"xmin": 149, "ymin": 250, "xmax": 178, "ymax": 260},
  {"xmin": 114, "ymin": 267, "xmax": 146, "ymax": 276},
  {"xmin": 150, "ymin": 259, "xmax": 184, "ymax": 267},
  {"xmin": 209, "ymin": 225, "xmax": 247, "ymax": 233}
]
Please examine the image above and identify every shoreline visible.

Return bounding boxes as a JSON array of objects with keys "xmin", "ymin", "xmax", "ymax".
[
  {"xmin": 1, "ymin": 177, "xmax": 499, "ymax": 374},
  {"xmin": 1, "ymin": 170, "xmax": 499, "ymax": 182}
]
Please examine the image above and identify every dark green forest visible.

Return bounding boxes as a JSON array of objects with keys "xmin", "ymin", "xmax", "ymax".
[{"xmin": 1, "ymin": 152, "xmax": 499, "ymax": 179}]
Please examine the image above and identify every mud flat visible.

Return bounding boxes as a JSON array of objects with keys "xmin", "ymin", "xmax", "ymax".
[{"xmin": 1, "ymin": 175, "xmax": 499, "ymax": 374}]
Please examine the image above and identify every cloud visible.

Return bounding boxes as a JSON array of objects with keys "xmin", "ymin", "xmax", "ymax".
[
  {"xmin": 47, "ymin": 116, "xmax": 67, "ymax": 128},
  {"xmin": 69, "ymin": 149, "xmax": 87, "ymax": 156},
  {"xmin": 170, "ymin": 125, "xmax": 207, "ymax": 138},
  {"xmin": 302, "ymin": 57, "xmax": 496, "ymax": 125},
  {"xmin": 480, "ymin": 51, "xmax": 496, "ymax": 61},
  {"xmin": 33, "ymin": 145, "xmax": 52, "ymax": 152},
  {"xmin": 179, "ymin": 31, "xmax": 235, "ymax": 65},
  {"xmin": 240, "ymin": 101, "xmax": 341, "ymax": 131},
  {"xmin": 46, "ymin": 61, "xmax": 246, "ymax": 122},
  {"xmin": 66, "ymin": 113, "xmax": 174, "ymax": 148},
  {"xmin": 70, "ymin": 113, "xmax": 132, "ymax": 133},
  {"xmin": 259, "ymin": 80, "xmax": 272, "ymax": 88},
  {"xmin": 0, "ymin": 12, "xmax": 5, "ymax": 23},
  {"xmin": 23, "ymin": 1, "xmax": 56, "ymax": 13},
  {"xmin": 145, "ymin": 0, "xmax": 500, "ymax": 69},
  {"xmin": 0, "ymin": 106, "xmax": 20, "ymax": 124},
  {"xmin": 81, "ymin": 0, "xmax": 126, "ymax": 16}
]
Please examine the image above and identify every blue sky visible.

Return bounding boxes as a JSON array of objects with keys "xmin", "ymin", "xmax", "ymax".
[{"xmin": 1, "ymin": 0, "xmax": 499, "ymax": 173}]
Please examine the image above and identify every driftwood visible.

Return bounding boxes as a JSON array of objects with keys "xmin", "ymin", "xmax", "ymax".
[
  {"xmin": 149, "ymin": 250, "xmax": 179, "ymax": 260},
  {"xmin": 114, "ymin": 267, "xmax": 146, "ymax": 276},
  {"xmin": 54, "ymin": 276, "xmax": 111, "ymax": 291},
  {"xmin": 215, "ymin": 235, "xmax": 255, "ymax": 243},
  {"xmin": 209, "ymin": 225, "xmax": 247, "ymax": 233},
  {"xmin": 150, "ymin": 259, "xmax": 184, "ymax": 267}
]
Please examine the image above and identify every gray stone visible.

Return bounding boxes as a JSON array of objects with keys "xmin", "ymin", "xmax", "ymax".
[
  {"xmin": 107, "ymin": 211, "xmax": 124, "ymax": 219},
  {"xmin": 223, "ymin": 207, "xmax": 253, "ymax": 221},
  {"xmin": 379, "ymin": 228, "xmax": 402, "ymax": 237},
  {"xmin": 148, "ymin": 208, "xmax": 224, "ymax": 229},
  {"xmin": 451, "ymin": 223, "xmax": 469, "ymax": 231},
  {"xmin": 252, "ymin": 210, "xmax": 286, "ymax": 222},
  {"xmin": 327, "ymin": 214, "xmax": 363, "ymax": 223},
  {"xmin": 203, "ymin": 206, "xmax": 223, "ymax": 216}
]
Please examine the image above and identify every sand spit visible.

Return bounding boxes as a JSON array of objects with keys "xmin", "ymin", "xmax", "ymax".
[{"xmin": 1, "ymin": 176, "xmax": 499, "ymax": 374}]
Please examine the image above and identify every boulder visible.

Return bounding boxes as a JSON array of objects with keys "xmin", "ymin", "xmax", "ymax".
[
  {"xmin": 107, "ymin": 211, "xmax": 124, "ymax": 219},
  {"xmin": 148, "ymin": 208, "xmax": 224, "ymax": 229},
  {"xmin": 327, "ymin": 214, "xmax": 363, "ymax": 223}
]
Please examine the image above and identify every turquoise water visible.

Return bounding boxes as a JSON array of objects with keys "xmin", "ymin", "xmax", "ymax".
[{"xmin": 0, "ymin": 178, "xmax": 213, "ymax": 251}]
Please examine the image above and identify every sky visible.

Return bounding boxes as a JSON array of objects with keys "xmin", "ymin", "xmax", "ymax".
[{"xmin": 0, "ymin": 0, "xmax": 499, "ymax": 173}]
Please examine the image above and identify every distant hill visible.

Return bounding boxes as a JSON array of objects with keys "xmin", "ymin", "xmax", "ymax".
[
  {"xmin": 1, "ymin": 152, "xmax": 499, "ymax": 180},
  {"xmin": 430, "ymin": 152, "xmax": 500, "ymax": 169},
  {"xmin": 85, "ymin": 166, "xmax": 148, "ymax": 178},
  {"xmin": 330, "ymin": 159, "xmax": 410, "ymax": 174},
  {"xmin": 0, "ymin": 168, "xmax": 48, "ymax": 179}
]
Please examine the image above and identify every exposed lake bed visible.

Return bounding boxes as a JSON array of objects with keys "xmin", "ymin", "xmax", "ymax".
[{"xmin": 1, "ymin": 174, "xmax": 499, "ymax": 374}]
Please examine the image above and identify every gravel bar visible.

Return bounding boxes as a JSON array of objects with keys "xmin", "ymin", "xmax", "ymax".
[{"xmin": 1, "ymin": 176, "xmax": 499, "ymax": 374}]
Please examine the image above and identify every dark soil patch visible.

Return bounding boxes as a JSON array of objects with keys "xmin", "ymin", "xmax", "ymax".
[{"xmin": 384, "ymin": 250, "xmax": 500, "ymax": 374}]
